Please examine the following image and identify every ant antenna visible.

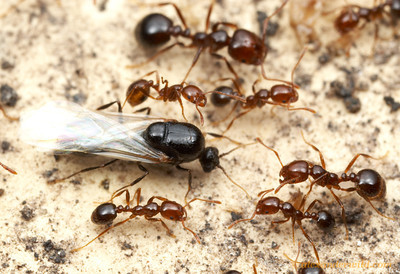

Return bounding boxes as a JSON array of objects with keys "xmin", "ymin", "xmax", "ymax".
[{"xmin": 255, "ymin": 138, "xmax": 283, "ymax": 167}]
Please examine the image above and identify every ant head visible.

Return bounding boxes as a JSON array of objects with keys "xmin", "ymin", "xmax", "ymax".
[
  {"xmin": 316, "ymin": 210, "xmax": 335, "ymax": 231},
  {"xmin": 91, "ymin": 203, "xmax": 117, "ymax": 225},
  {"xmin": 182, "ymin": 85, "xmax": 207, "ymax": 107},
  {"xmin": 199, "ymin": 147, "xmax": 220, "ymax": 172},
  {"xmin": 270, "ymin": 84, "xmax": 298, "ymax": 104},
  {"xmin": 356, "ymin": 169, "xmax": 386, "ymax": 200},
  {"xmin": 279, "ymin": 160, "xmax": 309, "ymax": 184},
  {"xmin": 228, "ymin": 29, "xmax": 266, "ymax": 65},
  {"xmin": 256, "ymin": 197, "xmax": 280, "ymax": 215},
  {"xmin": 334, "ymin": 8, "xmax": 359, "ymax": 34},
  {"xmin": 126, "ymin": 80, "xmax": 151, "ymax": 107},
  {"xmin": 160, "ymin": 201, "xmax": 186, "ymax": 221},
  {"xmin": 135, "ymin": 13, "xmax": 173, "ymax": 47}
]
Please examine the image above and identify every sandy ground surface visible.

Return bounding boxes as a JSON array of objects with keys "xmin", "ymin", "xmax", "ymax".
[{"xmin": 0, "ymin": 0, "xmax": 399, "ymax": 273}]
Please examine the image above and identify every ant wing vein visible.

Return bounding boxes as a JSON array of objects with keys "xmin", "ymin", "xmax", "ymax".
[{"xmin": 20, "ymin": 100, "xmax": 173, "ymax": 164}]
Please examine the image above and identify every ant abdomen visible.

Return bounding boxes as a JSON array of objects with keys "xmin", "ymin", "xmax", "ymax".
[
  {"xmin": 135, "ymin": 13, "xmax": 174, "ymax": 47},
  {"xmin": 160, "ymin": 201, "xmax": 185, "ymax": 221},
  {"xmin": 91, "ymin": 203, "xmax": 117, "ymax": 224},
  {"xmin": 228, "ymin": 29, "xmax": 266, "ymax": 65},
  {"xmin": 356, "ymin": 169, "xmax": 386, "ymax": 200},
  {"xmin": 211, "ymin": 86, "xmax": 238, "ymax": 107},
  {"xmin": 126, "ymin": 79, "xmax": 151, "ymax": 107},
  {"xmin": 316, "ymin": 211, "xmax": 335, "ymax": 231}
]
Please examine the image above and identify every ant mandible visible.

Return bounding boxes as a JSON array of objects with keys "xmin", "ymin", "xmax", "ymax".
[
  {"xmin": 211, "ymin": 47, "xmax": 316, "ymax": 133},
  {"xmin": 256, "ymin": 131, "xmax": 394, "ymax": 239},
  {"xmin": 72, "ymin": 187, "xmax": 221, "ymax": 252},
  {"xmin": 130, "ymin": 0, "xmax": 290, "ymax": 84},
  {"xmin": 228, "ymin": 188, "xmax": 335, "ymax": 263},
  {"xmin": 122, "ymin": 70, "xmax": 245, "ymax": 125}
]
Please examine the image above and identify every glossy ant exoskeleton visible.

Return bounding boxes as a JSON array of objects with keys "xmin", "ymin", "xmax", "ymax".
[
  {"xmin": 71, "ymin": 187, "xmax": 220, "ymax": 251},
  {"xmin": 328, "ymin": 0, "xmax": 400, "ymax": 54},
  {"xmin": 256, "ymin": 132, "xmax": 394, "ymax": 238},
  {"xmin": 21, "ymin": 101, "xmax": 251, "ymax": 201},
  {"xmin": 130, "ymin": 0, "xmax": 289, "ymax": 83},
  {"xmin": 122, "ymin": 70, "xmax": 245, "ymax": 125},
  {"xmin": 210, "ymin": 48, "xmax": 316, "ymax": 133},
  {"xmin": 228, "ymin": 189, "xmax": 335, "ymax": 263}
]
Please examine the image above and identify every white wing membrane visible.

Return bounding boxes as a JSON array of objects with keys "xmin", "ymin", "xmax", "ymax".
[{"xmin": 20, "ymin": 101, "xmax": 173, "ymax": 164}]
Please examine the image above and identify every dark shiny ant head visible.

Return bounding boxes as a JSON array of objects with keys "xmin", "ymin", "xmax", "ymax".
[
  {"xmin": 270, "ymin": 84, "xmax": 298, "ymax": 104},
  {"xmin": 199, "ymin": 147, "xmax": 220, "ymax": 173},
  {"xmin": 356, "ymin": 169, "xmax": 386, "ymax": 200},
  {"xmin": 125, "ymin": 79, "xmax": 151, "ymax": 107},
  {"xmin": 135, "ymin": 13, "xmax": 173, "ymax": 47},
  {"xmin": 316, "ymin": 210, "xmax": 335, "ymax": 231},
  {"xmin": 211, "ymin": 86, "xmax": 237, "ymax": 107},
  {"xmin": 255, "ymin": 196, "xmax": 280, "ymax": 215},
  {"xmin": 91, "ymin": 203, "xmax": 117, "ymax": 224},
  {"xmin": 334, "ymin": 8, "xmax": 359, "ymax": 34},
  {"xmin": 279, "ymin": 160, "xmax": 310, "ymax": 184}
]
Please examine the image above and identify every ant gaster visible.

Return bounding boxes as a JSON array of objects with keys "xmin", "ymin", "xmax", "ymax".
[
  {"xmin": 130, "ymin": 0, "xmax": 289, "ymax": 84},
  {"xmin": 256, "ymin": 132, "xmax": 394, "ymax": 239},
  {"xmin": 211, "ymin": 48, "xmax": 315, "ymax": 133},
  {"xmin": 71, "ymin": 187, "xmax": 220, "ymax": 251},
  {"xmin": 228, "ymin": 188, "xmax": 335, "ymax": 263}
]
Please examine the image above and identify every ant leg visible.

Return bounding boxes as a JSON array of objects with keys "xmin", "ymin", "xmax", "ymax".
[
  {"xmin": 356, "ymin": 193, "xmax": 395, "ymax": 221},
  {"xmin": 0, "ymin": 105, "xmax": 19, "ymax": 121},
  {"xmin": 210, "ymin": 101, "xmax": 240, "ymax": 127},
  {"xmin": 145, "ymin": 216, "xmax": 175, "ymax": 238},
  {"xmin": 156, "ymin": 2, "xmax": 189, "ymax": 29},
  {"xmin": 97, "ymin": 100, "xmax": 123, "ymax": 112},
  {"xmin": 299, "ymin": 180, "xmax": 318, "ymax": 211},
  {"xmin": 176, "ymin": 96, "xmax": 188, "ymax": 122},
  {"xmin": 228, "ymin": 210, "xmax": 257, "ymax": 229},
  {"xmin": 255, "ymin": 138, "xmax": 284, "ymax": 167},
  {"xmin": 210, "ymin": 53, "xmax": 241, "ymax": 87},
  {"xmin": 176, "ymin": 165, "xmax": 192, "ymax": 205},
  {"xmin": 109, "ymin": 164, "xmax": 149, "ymax": 201},
  {"xmin": 283, "ymin": 241, "xmax": 302, "ymax": 273},
  {"xmin": 274, "ymin": 177, "xmax": 300, "ymax": 194},
  {"xmin": 328, "ymin": 188, "xmax": 349, "ymax": 239},
  {"xmin": 204, "ymin": 0, "xmax": 215, "ymax": 31},
  {"xmin": 217, "ymin": 165, "xmax": 250, "ymax": 199},
  {"xmin": 300, "ymin": 130, "xmax": 326, "ymax": 169},
  {"xmin": 181, "ymin": 220, "xmax": 200, "ymax": 243},
  {"xmin": 211, "ymin": 22, "xmax": 238, "ymax": 32},
  {"xmin": 181, "ymin": 47, "xmax": 204, "ymax": 83},
  {"xmin": 48, "ymin": 159, "xmax": 118, "ymax": 184},
  {"xmin": 223, "ymin": 109, "xmax": 253, "ymax": 134},
  {"xmin": 298, "ymin": 221, "xmax": 320, "ymax": 264},
  {"xmin": 126, "ymin": 42, "xmax": 192, "ymax": 69},
  {"xmin": 184, "ymin": 197, "xmax": 221, "ymax": 208},
  {"xmin": 260, "ymin": 64, "xmax": 301, "ymax": 88},
  {"xmin": 304, "ymin": 199, "xmax": 323, "ymax": 213},
  {"xmin": 71, "ymin": 215, "xmax": 135, "ymax": 252},
  {"xmin": 0, "ymin": 161, "xmax": 17, "ymax": 175},
  {"xmin": 134, "ymin": 107, "xmax": 151, "ymax": 115},
  {"xmin": 343, "ymin": 152, "xmax": 387, "ymax": 174},
  {"xmin": 271, "ymin": 217, "xmax": 290, "ymax": 224},
  {"xmin": 207, "ymin": 132, "xmax": 242, "ymax": 146},
  {"xmin": 194, "ymin": 102, "xmax": 205, "ymax": 126},
  {"xmin": 264, "ymin": 101, "xmax": 316, "ymax": 114}
]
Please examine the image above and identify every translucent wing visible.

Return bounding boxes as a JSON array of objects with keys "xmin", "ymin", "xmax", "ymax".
[{"xmin": 20, "ymin": 100, "xmax": 174, "ymax": 164}]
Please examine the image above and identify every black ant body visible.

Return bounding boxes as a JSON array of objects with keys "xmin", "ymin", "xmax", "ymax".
[
  {"xmin": 256, "ymin": 132, "xmax": 394, "ymax": 238},
  {"xmin": 228, "ymin": 189, "xmax": 335, "ymax": 263},
  {"xmin": 28, "ymin": 101, "xmax": 251, "ymax": 200},
  {"xmin": 123, "ymin": 70, "xmax": 244, "ymax": 125},
  {"xmin": 130, "ymin": 0, "xmax": 289, "ymax": 83},
  {"xmin": 210, "ymin": 48, "xmax": 315, "ymax": 133},
  {"xmin": 72, "ymin": 187, "xmax": 220, "ymax": 251}
]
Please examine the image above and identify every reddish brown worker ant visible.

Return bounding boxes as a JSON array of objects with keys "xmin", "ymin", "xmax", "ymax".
[
  {"xmin": 256, "ymin": 132, "xmax": 394, "ymax": 239},
  {"xmin": 211, "ymin": 48, "xmax": 316, "ymax": 133},
  {"xmin": 122, "ymin": 70, "xmax": 244, "ymax": 125},
  {"xmin": 71, "ymin": 187, "xmax": 220, "ymax": 251},
  {"xmin": 228, "ymin": 188, "xmax": 335, "ymax": 263},
  {"xmin": 327, "ymin": 0, "xmax": 400, "ymax": 54},
  {"xmin": 130, "ymin": 0, "xmax": 289, "ymax": 83}
]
